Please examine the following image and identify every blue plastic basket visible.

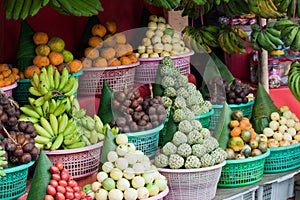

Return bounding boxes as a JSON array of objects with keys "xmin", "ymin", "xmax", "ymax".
[
  {"xmin": 125, "ymin": 124, "xmax": 164, "ymax": 158},
  {"xmin": 0, "ymin": 161, "xmax": 34, "ymax": 200}
]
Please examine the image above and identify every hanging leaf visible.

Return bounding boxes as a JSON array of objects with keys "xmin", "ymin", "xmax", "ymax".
[
  {"xmin": 161, "ymin": 109, "xmax": 178, "ymax": 146},
  {"xmin": 16, "ymin": 21, "xmax": 35, "ymax": 72},
  {"xmin": 100, "ymin": 127, "xmax": 117, "ymax": 164},
  {"xmin": 98, "ymin": 81, "xmax": 114, "ymax": 125},
  {"xmin": 153, "ymin": 64, "xmax": 164, "ymax": 97},
  {"xmin": 143, "ymin": 0, "xmax": 180, "ymax": 10},
  {"xmin": 250, "ymin": 83, "xmax": 280, "ymax": 134},
  {"xmin": 213, "ymin": 102, "xmax": 232, "ymax": 150},
  {"xmin": 27, "ymin": 150, "xmax": 52, "ymax": 200},
  {"xmin": 210, "ymin": 52, "xmax": 235, "ymax": 84}
]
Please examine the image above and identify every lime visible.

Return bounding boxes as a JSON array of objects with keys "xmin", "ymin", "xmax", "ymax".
[
  {"xmin": 62, "ymin": 50, "xmax": 74, "ymax": 62},
  {"xmin": 35, "ymin": 44, "xmax": 51, "ymax": 56},
  {"xmin": 48, "ymin": 37, "xmax": 65, "ymax": 52}
]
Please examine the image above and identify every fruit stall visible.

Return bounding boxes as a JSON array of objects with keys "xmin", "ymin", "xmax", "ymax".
[{"xmin": 1, "ymin": 0, "xmax": 300, "ymax": 200}]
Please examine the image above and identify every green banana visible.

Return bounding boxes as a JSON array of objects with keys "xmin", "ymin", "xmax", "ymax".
[
  {"xmin": 49, "ymin": 114, "xmax": 59, "ymax": 136},
  {"xmin": 12, "ymin": 0, "xmax": 24, "ymax": 20},
  {"xmin": 47, "ymin": 65, "xmax": 54, "ymax": 90},
  {"xmin": 62, "ymin": 119, "xmax": 77, "ymax": 136},
  {"xmin": 275, "ymin": 19, "xmax": 296, "ymax": 30},
  {"xmin": 51, "ymin": 133, "xmax": 64, "ymax": 150},
  {"xmin": 284, "ymin": 26, "xmax": 299, "ymax": 47},
  {"xmin": 64, "ymin": 79, "xmax": 78, "ymax": 96},
  {"xmin": 250, "ymin": 30, "xmax": 260, "ymax": 51},
  {"xmin": 20, "ymin": 0, "xmax": 32, "ymax": 20},
  {"xmin": 42, "ymin": 100, "xmax": 50, "ymax": 117},
  {"xmin": 58, "ymin": 114, "xmax": 69, "ymax": 133},
  {"xmin": 257, "ymin": 31, "xmax": 276, "ymax": 52},
  {"xmin": 49, "ymin": 99, "xmax": 57, "ymax": 113},
  {"xmin": 29, "ymin": 86, "xmax": 43, "ymax": 96},
  {"xmin": 74, "ymin": 109, "xmax": 86, "ymax": 118},
  {"xmin": 18, "ymin": 115, "xmax": 39, "ymax": 123},
  {"xmin": 54, "ymin": 69, "xmax": 61, "ymax": 89},
  {"xmin": 63, "ymin": 133, "xmax": 80, "ymax": 146},
  {"xmin": 94, "ymin": 115, "xmax": 104, "ymax": 133},
  {"xmin": 5, "ymin": 0, "xmax": 17, "ymax": 19},
  {"xmin": 290, "ymin": 30, "xmax": 300, "ymax": 51},
  {"xmin": 40, "ymin": 117, "xmax": 54, "ymax": 137},
  {"xmin": 42, "ymin": 0, "xmax": 49, "ymax": 6},
  {"xmin": 277, "ymin": 0, "xmax": 292, "ymax": 12},
  {"xmin": 58, "ymin": 67, "xmax": 69, "ymax": 91},
  {"xmin": 228, "ymin": 31, "xmax": 246, "ymax": 54},
  {"xmin": 61, "ymin": 76, "xmax": 75, "ymax": 93},
  {"xmin": 20, "ymin": 106, "xmax": 41, "ymax": 119},
  {"xmin": 35, "ymin": 135, "xmax": 52, "ymax": 144},
  {"xmin": 264, "ymin": 30, "xmax": 284, "ymax": 46},
  {"xmin": 34, "ymin": 124, "xmax": 53, "ymax": 139},
  {"xmin": 64, "ymin": 141, "xmax": 85, "ymax": 149},
  {"xmin": 53, "ymin": 102, "xmax": 67, "ymax": 117},
  {"xmin": 28, "ymin": 97, "xmax": 43, "ymax": 116},
  {"xmin": 266, "ymin": 27, "xmax": 281, "ymax": 37},
  {"xmin": 38, "ymin": 83, "xmax": 49, "ymax": 95},
  {"xmin": 80, "ymin": 135, "xmax": 91, "ymax": 146},
  {"xmin": 281, "ymin": 25, "xmax": 297, "ymax": 38},
  {"xmin": 29, "ymin": 0, "xmax": 42, "ymax": 16},
  {"xmin": 33, "ymin": 96, "xmax": 46, "ymax": 108}
]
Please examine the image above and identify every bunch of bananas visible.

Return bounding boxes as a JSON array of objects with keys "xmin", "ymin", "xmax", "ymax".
[
  {"xmin": 0, "ymin": 146, "xmax": 8, "ymax": 177},
  {"xmin": 276, "ymin": 20, "xmax": 300, "ymax": 51},
  {"xmin": 48, "ymin": 0, "xmax": 103, "ymax": 17},
  {"xmin": 250, "ymin": 22, "xmax": 283, "ymax": 52},
  {"xmin": 29, "ymin": 66, "xmax": 78, "ymax": 108},
  {"xmin": 218, "ymin": 26, "xmax": 249, "ymax": 54},
  {"xmin": 144, "ymin": 0, "xmax": 180, "ymax": 10},
  {"xmin": 221, "ymin": 0, "xmax": 250, "ymax": 17},
  {"xmin": 5, "ymin": 0, "xmax": 49, "ymax": 20},
  {"xmin": 248, "ymin": 0, "xmax": 284, "ymax": 19},
  {"xmin": 288, "ymin": 61, "xmax": 300, "ymax": 102},
  {"xmin": 182, "ymin": 25, "xmax": 220, "ymax": 54},
  {"xmin": 176, "ymin": 0, "xmax": 214, "ymax": 19},
  {"xmin": 274, "ymin": 0, "xmax": 300, "ymax": 18}
]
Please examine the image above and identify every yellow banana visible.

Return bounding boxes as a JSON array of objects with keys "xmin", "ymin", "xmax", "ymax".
[
  {"xmin": 28, "ymin": 97, "xmax": 43, "ymax": 117},
  {"xmin": 34, "ymin": 124, "xmax": 53, "ymax": 139},
  {"xmin": 20, "ymin": 106, "xmax": 41, "ymax": 119},
  {"xmin": 64, "ymin": 141, "xmax": 85, "ymax": 149},
  {"xmin": 51, "ymin": 133, "xmax": 64, "ymax": 150},
  {"xmin": 62, "ymin": 119, "xmax": 77, "ymax": 137},
  {"xmin": 58, "ymin": 67, "xmax": 69, "ymax": 91},
  {"xmin": 54, "ymin": 69, "xmax": 61, "ymax": 89},
  {"xmin": 49, "ymin": 114, "xmax": 59, "ymax": 136},
  {"xmin": 40, "ymin": 117, "xmax": 54, "ymax": 137},
  {"xmin": 64, "ymin": 79, "xmax": 78, "ymax": 96},
  {"xmin": 94, "ymin": 115, "xmax": 104, "ymax": 133},
  {"xmin": 47, "ymin": 65, "xmax": 55, "ymax": 90},
  {"xmin": 58, "ymin": 114, "xmax": 69, "ymax": 133},
  {"xmin": 53, "ymin": 102, "xmax": 67, "ymax": 117}
]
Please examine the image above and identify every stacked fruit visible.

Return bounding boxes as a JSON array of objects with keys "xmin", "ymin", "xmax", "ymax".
[
  {"xmin": 137, "ymin": 15, "xmax": 189, "ymax": 58},
  {"xmin": 45, "ymin": 162, "xmax": 88, "ymax": 200},
  {"xmin": 82, "ymin": 21, "xmax": 138, "ymax": 68},
  {"xmin": 226, "ymin": 110, "xmax": 267, "ymax": 160},
  {"xmin": 218, "ymin": 25, "xmax": 250, "ymax": 54},
  {"xmin": 110, "ymin": 87, "xmax": 167, "ymax": 133},
  {"xmin": 158, "ymin": 57, "xmax": 212, "ymax": 118},
  {"xmin": 0, "ymin": 64, "xmax": 20, "ymax": 87},
  {"xmin": 288, "ymin": 60, "xmax": 300, "ymax": 102},
  {"xmin": 0, "ymin": 89, "xmax": 39, "ymax": 170},
  {"xmin": 20, "ymin": 32, "xmax": 81, "ymax": 79},
  {"xmin": 206, "ymin": 77, "xmax": 253, "ymax": 105},
  {"xmin": 248, "ymin": 0, "xmax": 284, "ymax": 18},
  {"xmin": 84, "ymin": 134, "xmax": 168, "ymax": 200},
  {"xmin": 260, "ymin": 106, "xmax": 300, "ymax": 147}
]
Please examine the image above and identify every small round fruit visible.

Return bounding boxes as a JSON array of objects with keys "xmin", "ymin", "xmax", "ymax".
[{"xmin": 115, "ymin": 134, "xmax": 128, "ymax": 145}]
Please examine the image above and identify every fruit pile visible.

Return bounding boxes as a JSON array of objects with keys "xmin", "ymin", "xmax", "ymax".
[
  {"xmin": 45, "ymin": 162, "xmax": 88, "ymax": 200},
  {"xmin": 21, "ymin": 32, "xmax": 81, "ymax": 79},
  {"xmin": 288, "ymin": 60, "xmax": 300, "ymax": 102},
  {"xmin": 226, "ymin": 110, "xmax": 267, "ymax": 160},
  {"xmin": 260, "ymin": 106, "xmax": 300, "ymax": 148},
  {"xmin": 137, "ymin": 15, "xmax": 190, "ymax": 58},
  {"xmin": 0, "ymin": 145, "xmax": 8, "ymax": 177},
  {"xmin": 158, "ymin": 57, "xmax": 212, "ymax": 118},
  {"xmin": 84, "ymin": 134, "xmax": 168, "ymax": 200},
  {"xmin": 110, "ymin": 87, "xmax": 167, "ymax": 133},
  {"xmin": 155, "ymin": 119, "xmax": 227, "ymax": 169},
  {"xmin": 206, "ymin": 77, "xmax": 253, "ymax": 105},
  {"xmin": 82, "ymin": 21, "xmax": 138, "ymax": 68},
  {"xmin": 0, "ymin": 64, "xmax": 20, "ymax": 87}
]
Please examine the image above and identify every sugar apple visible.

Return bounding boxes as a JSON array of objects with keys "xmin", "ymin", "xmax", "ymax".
[
  {"xmin": 177, "ymin": 143, "xmax": 192, "ymax": 158},
  {"xmin": 203, "ymin": 136, "xmax": 219, "ymax": 153},
  {"xmin": 164, "ymin": 87, "xmax": 176, "ymax": 98},
  {"xmin": 202, "ymin": 100, "xmax": 212, "ymax": 110},
  {"xmin": 210, "ymin": 147, "xmax": 227, "ymax": 164},
  {"xmin": 186, "ymin": 82, "xmax": 197, "ymax": 92},
  {"xmin": 172, "ymin": 131, "xmax": 188, "ymax": 146},
  {"xmin": 200, "ymin": 153, "xmax": 215, "ymax": 167},
  {"xmin": 185, "ymin": 96, "xmax": 199, "ymax": 107},
  {"xmin": 162, "ymin": 142, "xmax": 177, "ymax": 156},
  {"xmin": 154, "ymin": 154, "xmax": 169, "ymax": 168},
  {"xmin": 176, "ymin": 75, "xmax": 188, "ymax": 88},
  {"xmin": 160, "ymin": 56, "xmax": 173, "ymax": 67},
  {"xmin": 159, "ymin": 64, "xmax": 173, "ymax": 77},
  {"xmin": 200, "ymin": 128, "xmax": 211, "ymax": 139},
  {"xmin": 161, "ymin": 96, "xmax": 172, "ymax": 108},
  {"xmin": 178, "ymin": 120, "xmax": 193, "ymax": 134},
  {"xmin": 190, "ymin": 104, "xmax": 203, "ymax": 115},
  {"xmin": 190, "ymin": 120, "xmax": 202, "ymax": 131},
  {"xmin": 182, "ymin": 107, "xmax": 195, "ymax": 121},
  {"xmin": 191, "ymin": 144, "xmax": 207, "ymax": 158},
  {"xmin": 173, "ymin": 108, "xmax": 185, "ymax": 123},
  {"xmin": 168, "ymin": 154, "xmax": 185, "ymax": 169},
  {"xmin": 185, "ymin": 155, "xmax": 201, "ymax": 169},
  {"xmin": 161, "ymin": 76, "xmax": 175, "ymax": 88},
  {"xmin": 187, "ymin": 130, "xmax": 203, "ymax": 145},
  {"xmin": 176, "ymin": 87, "xmax": 189, "ymax": 99},
  {"xmin": 173, "ymin": 96, "xmax": 186, "ymax": 110}
]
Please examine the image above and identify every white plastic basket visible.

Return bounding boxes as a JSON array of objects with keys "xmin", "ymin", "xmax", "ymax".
[
  {"xmin": 158, "ymin": 161, "xmax": 226, "ymax": 200},
  {"xmin": 146, "ymin": 187, "xmax": 169, "ymax": 200}
]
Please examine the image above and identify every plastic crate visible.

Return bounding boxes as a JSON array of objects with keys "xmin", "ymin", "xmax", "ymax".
[
  {"xmin": 135, "ymin": 51, "xmax": 194, "ymax": 84},
  {"xmin": 209, "ymin": 100, "xmax": 255, "ymax": 131},
  {"xmin": 0, "ymin": 161, "xmax": 34, "ymax": 200},
  {"xmin": 125, "ymin": 124, "xmax": 164, "ymax": 158},
  {"xmin": 264, "ymin": 142, "xmax": 300, "ymax": 173},
  {"xmin": 78, "ymin": 62, "xmax": 138, "ymax": 96},
  {"xmin": 1, "ymin": 82, "xmax": 17, "ymax": 97},
  {"xmin": 12, "ymin": 71, "xmax": 83, "ymax": 106},
  {"xmin": 218, "ymin": 149, "xmax": 270, "ymax": 188},
  {"xmin": 223, "ymin": 186, "xmax": 259, "ymax": 200},
  {"xmin": 44, "ymin": 141, "xmax": 103, "ymax": 180},
  {"xmin": 158, "ymin": 161, "xmax": 225, "ymax": 200}
]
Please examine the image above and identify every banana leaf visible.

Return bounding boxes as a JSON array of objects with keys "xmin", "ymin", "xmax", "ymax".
[
  {"xmin": 250, "ymin": 83, "xmax": 280, "ymax": 134},
  {"xmin": 213, "ymin": 102, "xmax": 232, "ymax": 150},
  {"xmin": 100, "ymin": 128, "xmax": 117, "ymax": 164},
  {"xmin": 161, "ymin": 109, "xmax": 178, "ymax": 146},
  {"xmin": 27, "ymin": 150, "xmax": 52, "ymax": 200},
  {"xmin": 80, "ymin": 15, "xmax": 100, "ymax": 56},
  {"xmin": 16, "ymin": 21, "xmax": 35, "ymax": 72},
  {"xmin": 98, "ymin": 80, "xmax": 114, "ymax": 125},
  {"xmin": 153, "ymin": 64, "xmax": 164, "ymax": 97}
]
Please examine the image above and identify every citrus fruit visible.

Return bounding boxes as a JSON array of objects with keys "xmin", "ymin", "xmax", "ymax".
[
  {"xmin": 33, "ymin": 32, "xmax": 49, "ymax": 45},
  {"xmin": 48, "ymin": 37, "xmax": 65, "ymax": 52},
  {"xmin": 62, "ymin": 50, "xmax": 74, "ymax": 63},
  {"xmin": 35, "ymin": 44, "xmax": 50, "ymax": 56}
]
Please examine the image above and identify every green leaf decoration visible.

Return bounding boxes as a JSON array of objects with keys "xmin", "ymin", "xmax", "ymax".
[
  {"xmin": 80, "ymin": 15, "xmax": 100, "ymax": 56},
  {"xmin": 98, "ymin": 80, "xmax": 114, "ymax": 125},
  {"xmin": 153, "ymin": 64, "xmax": 164, "ymax": 97},
  {"xmin": 27, "ymin": 149, "xmax": 52, "ymax": 200},
  {"xmin": 143, "ymin": 0, "xmax": 180, "ymax": 10},
  {"xmin": 161, "ymin": 109, "xmax": 177, "ymax": 146},
  {"xmin": 210, "ymin": 52, "xmax": 235, "ymax": 84},
  {"xmin": 250, "ymin": 83, "xmax": 280, "ymax": 134},
  {"xmin": 213, "ymin": 102, "xmax": 232, "ymax": 150},
  {"xmin": 100, "ymin": 128, "xmax": 117, "ymax": 164},
  {"xmin": 16, "ymin": 21, "xmax": 35, "ymax": 72}
]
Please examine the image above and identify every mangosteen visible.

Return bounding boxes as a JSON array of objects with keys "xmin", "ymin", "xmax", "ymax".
[
  {"xmin": 242, "ymin": 97, "xmax": 249, "ymax": 104},
  {"xmin": 114, "ymin": 91, "xmax": 126, "ymax": 102},
  {"xmin": 228, "ymin": 92, "xmax": 236, "ymax": 99},
  {"xmin": 234, "ymin": 87, "xmax": 243, "ymax": 95},
  {"xmin": 20, "ymin": 153, "xmax": 32, "ymax": 164},
  {"xmin": 129, "ymin": 122, "xmax": 138, "ymax": 132},
  {"xmin": 235, "ymin": 97, "xmax": 243, "ymax": 104},
  {"xmin": 116, "ymin": 117, "xmax": 126, "ymax": 127},
  {"xmin": 18, "ymin": 121, "xmax": 28, "ymax": 132},
  {"xmin": 130, "ymin": 99, "xmax": 139, "ymax": 109}
]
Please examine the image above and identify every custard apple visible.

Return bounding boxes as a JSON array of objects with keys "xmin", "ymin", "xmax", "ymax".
[
  {"xmin": 172, "ymin": 131, "xmax": 188, "ymax": 146},
  {"xmin": 184, "ymin": 155, "xmax": 201, "ymax": 169},
  {"xmin": 168, "ymin": 154, "xmax": 184, "ymax": 169},
  {"xmin": 177, "ymin": 143, "xmax": 192, "ymax": 158}
]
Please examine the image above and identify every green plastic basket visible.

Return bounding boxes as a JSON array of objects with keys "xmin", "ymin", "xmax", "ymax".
[
  {"xmin": 218, "ymin": 149, "xmax": 270, "ymax": 188},
  {"xmin": 209, "ymin": 100, "xmax": 255, "ymax": 131},
  {"xmin": 0, "ymin": 161, "xmax": 34, "ymax": 200},
  {"xmin": 264, "ymin": 142, "xmax": 300, "ymax": 173},
  {"xmin": 125, "ymin": 124, "xmax": 164, "ymax": 158},
  {"xmin": 12, "ymin": 70, "xmax": 83, "ymax": 106}
]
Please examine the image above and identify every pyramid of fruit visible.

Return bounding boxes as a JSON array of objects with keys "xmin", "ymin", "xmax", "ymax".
[
  {"xmin": 82, "ymin": 21, "xmax": 138, "ymax": 68},
  {"xmin": 0, "ymin": 64, "xmax": 20, "ymax": 87},
  {"xmin": 137, "ymin": 15, "xmax": 190, "ymax": 58},
  {"xmin": 85, "ymin": 134, "xmax": 168, "ymax": 199}
]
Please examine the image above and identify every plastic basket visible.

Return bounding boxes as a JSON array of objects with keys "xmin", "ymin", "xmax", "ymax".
[
  {"xmin": 0, "ymin": 161, "xmax": 34, "ymax": 200},
  {"xmin": 135, "ymin": 51, "xmax": 194, "ymax": 84},
  {"xmin": 1, "ymin": 82, "xmax": 17, "ymax": 97},
  {"xmin": 125, "ymin": 124, "xmax": 164, "ymax": 158},
  {"xmin": 146, "ymin": 187, "xmax": 169, "ymax": 200},
  {"xmin": 78, "ymin": 62, "xmax": 138, "ymax": 96},
  {"xmin": 44, "ymin": 141, "xmax": 103, "ymax": 180},
  {"xmin": 263, "ymin": 142, "xmax": 300, "ymax": 173},
  {"xmin": 209, "ymin": 100, "xmax": 255, "ymax": 131},
  {"xmin": 12, "ymin": 71, "xmax": 83, "ymax": 106},
  {"xmin": 158, "ymin": 161, "xmax": 226, "ymax": 200},
  {"xmin": 218, "ymin": 149, "xmax": 270, "ymax": 188}
]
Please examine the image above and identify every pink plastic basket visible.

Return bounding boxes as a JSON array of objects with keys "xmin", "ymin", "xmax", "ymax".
[
  {"xmin": 1, "ymin": 82, "xmax": 17, "ymax": 97},
  {"xmin": 78, "ymin": 62, "xmax": 139, "ymax": 96},
  {"xmin": 44, "ymin": 141, "xmax": 103, "ymax": 180},
  {"xmin": 146, "ymin": 187, "xmax": 169, "ymax": 200},
  {"xmin": 135, "ymin": 51, "xmax": 194, "ymax": 84},
  {"xmin": 158, "ymin": 161, "xmax": 226, "ymax": 200}
]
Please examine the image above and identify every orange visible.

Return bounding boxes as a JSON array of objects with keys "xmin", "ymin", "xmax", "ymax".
[
  {"xmin": 33, "ymin": 32, "xmax": 49, "ymax": 45},
  {"xmin": 49, "ymin": 51, "xmax": 64, "ymax": 65}
]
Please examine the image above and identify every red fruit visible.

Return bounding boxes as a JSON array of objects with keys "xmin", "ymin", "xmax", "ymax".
[
  {"xmin": 188, "ymin": 74, "xmax": 197, "ymax": 85},
  {"xmin": 74, "ymin": 192, "xmax": 81, "ymax": 199},
  {"xmin": 57, "ymin": 185, "xmax": 66, "ymax": 194},
  {"xmin": 65, "ymin": 192, "xmax": 74, "ymax": 199},
  {"xmin": 85, "ymin": 195, "xmax": 93, "ymax": 200},
  {"xmin": 72, "ymin": 186, "xmax": 80, "ymax": 193},
  {"xmin": 49, "ymin": 180, "xmax": 58, "ymax": 188},
  {"xmin": 65, "ymin": 186, "xmax": 73, "ymax": 193},
  {"xmin": 68, "ymin": 180, "xmax": 77, "ymax": 188},
  {"xmin": 60, "ymin": 171, "xmax": 70, "ymax": 181},
  {"xmin": 52, "ymin": 174, "xmax": 61, "ymax": 181},
  {"xmin": 55, "ymin": 162, "xmax": 64, "ymax": 170},
  {"xmin": 44, "ymin": 195, "xmax": 55, "ymax": 200},
  {"xmin": 49, "ymin": 166, "xmax": 59, "ymax": 174},
  {"xmin": 46, "ymin": 185, "xmax": 56, "ymax": 196},
  {"xmin": 56, "ymin": 192, "xmax": 65, "ymax": 200},
  {"xmin": 59, "ymin": 180, "xmax": 68, "ymax": 187}
]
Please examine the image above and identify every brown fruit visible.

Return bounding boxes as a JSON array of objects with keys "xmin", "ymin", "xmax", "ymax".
[
  {"xmin": 251, "ymin": 149, "xmax": 262, "ymax": 157},
  {"xmin": 57, "ymin": 63, "xmax": 70, "ymax": 74},
  {"xmin": 232, "ymin": 110, "xmax": 244, "ymax": 121},
  {"xmin": 20, "ymin": 153, "xmax": 32, "ymax": 164}
]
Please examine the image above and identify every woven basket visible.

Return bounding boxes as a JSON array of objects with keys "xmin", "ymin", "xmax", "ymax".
[
  {"xmin": 218, "ymin": 149, "xmax": 270, "ymax": 188},
  {"xmin": 1, "ymin": 82, "xmax": 17, "ymax": 97},
  {"xmin": 264, "ymin": 142, "xmax": 300, "ymax": 173},
  {"xmin": 158, "ymin": 161, "xmax": 225, "ymax": 200},
  {"xmin": 0, "ymin": 161, "xmax": 34, "ymax": 200},
  {"xmin": 78, "ymin": 62, "xmax": 139, "ymax": 96},
  {"xmin": 44, "ymin": 141, "xmax": 103, "ymax": 180},
  {"xmin": 146, "ymin": 187, "xmax": 169, "ymax": 200},
  {"xmin": 135, "ymin": 51, "xmax": 194, "ymax": 84}
]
